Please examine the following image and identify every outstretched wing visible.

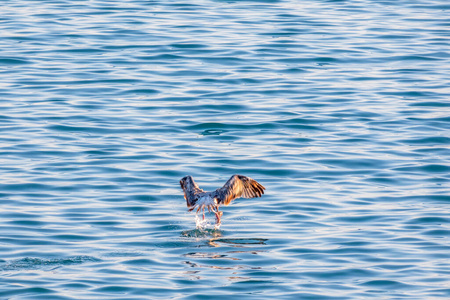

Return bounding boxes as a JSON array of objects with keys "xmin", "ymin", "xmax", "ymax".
[
  {"xmin": 214, "ymin": 175, "xmax": 265, "ymax": 206},
  {"xmin": 180, "ymin": 176, "xmax": 204, "ymax": 209}
]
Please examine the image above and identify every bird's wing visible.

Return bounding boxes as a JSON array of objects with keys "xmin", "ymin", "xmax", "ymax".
[
  {"xmin": 214, "ymin": 175, "xmax": 265, "ymax": 206},
  {"xmin": 180, "ymin": 178, "xmax": 204, "ymax": 209}
]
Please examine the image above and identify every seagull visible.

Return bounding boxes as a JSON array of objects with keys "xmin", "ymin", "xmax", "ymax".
[{"xmin": 180, "ymin": 174, "xmax": 265, "ymax": 224}]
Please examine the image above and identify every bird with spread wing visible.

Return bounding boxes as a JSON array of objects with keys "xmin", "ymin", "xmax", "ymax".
[{"xmin": 180, "ymin": 175, "xmax": 265, "ymax": 224}]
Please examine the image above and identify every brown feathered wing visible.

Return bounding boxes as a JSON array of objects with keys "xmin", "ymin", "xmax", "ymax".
[
  {"xmin": 180, "ymin": 176, "xmax": 204, "ymax": 210},
  {"xmin": 214, "ymin": 175, "xmax": 265, "ymax": 206}
]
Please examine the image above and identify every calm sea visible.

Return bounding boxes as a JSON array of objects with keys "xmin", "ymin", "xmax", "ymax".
[{"xmin": 1, "ymin": 0, "xmax": 449, "ymax": 299}]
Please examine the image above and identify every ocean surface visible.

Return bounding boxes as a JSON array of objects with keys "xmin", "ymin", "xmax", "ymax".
[{"xmin": 1, "ymin": 0, "xmax": 449, "ymax": 299}]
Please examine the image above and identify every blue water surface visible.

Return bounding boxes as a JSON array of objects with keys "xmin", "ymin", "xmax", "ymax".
[{"xmin": 1, "ymin": 0, "xmax": 449, "ymax": 299}]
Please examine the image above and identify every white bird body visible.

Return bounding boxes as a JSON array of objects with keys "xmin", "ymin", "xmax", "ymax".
[
  {"xmin": 195, "ymin": 194, "xmax": 217, "ymax": 208},
  {"xmin": 180, "ymin": 174, "xmax": 265, "ymax": 224}
]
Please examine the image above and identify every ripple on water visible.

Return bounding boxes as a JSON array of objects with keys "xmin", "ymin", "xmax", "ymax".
[{"xmin": 0, "ymin": 256, "xmax": 101, "ymax": 272}]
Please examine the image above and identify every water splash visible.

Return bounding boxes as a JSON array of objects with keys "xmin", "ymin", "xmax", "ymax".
[
  {"xmin": 194, "ymin": 214, "xmax": 221, "ymax": 230},
  {"xmin": 179, "ymin": 213, "xmax": 223, "ymax": 239}
]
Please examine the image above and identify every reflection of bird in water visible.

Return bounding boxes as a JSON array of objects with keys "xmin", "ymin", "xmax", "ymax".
[{"xmin": 180, "ymin": 175, "xmax": 265, "ymax": 224}]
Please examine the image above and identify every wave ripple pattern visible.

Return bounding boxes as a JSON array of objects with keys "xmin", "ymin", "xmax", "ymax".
[{"xmin": 1, "ymin": 0, "xmax": 449, "ymax": 299}]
